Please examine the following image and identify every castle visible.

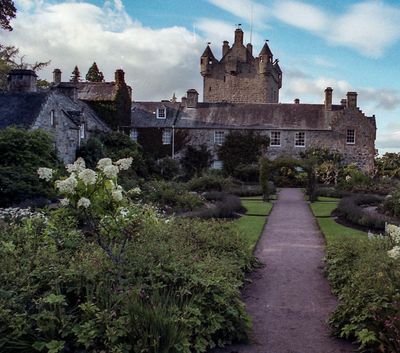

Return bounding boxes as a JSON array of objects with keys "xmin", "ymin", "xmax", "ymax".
[{"xmin": 131, "ymin": 27, "xmax": 377, "ymax": 171}]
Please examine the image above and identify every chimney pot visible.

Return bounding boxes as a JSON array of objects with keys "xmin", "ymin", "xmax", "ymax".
[
  {"xmin": 53, "ymin": 69, "xmax": 62, "ymax": 85},
  {"xmin": 222, "ymin": 41, "xmax": 230, "ymax": 57},
  {"xmin": 346, "ymin": 92, "xmax": 358, "ymax": 109},
  {"xmin": 7, "ymin": 69, "xmax": 37, "ymax": 93},
  {"xmin": 115, "ymin": 69, "xmax": 125, "ymax": 86},
  {"xmin": 294, "ymin": 98, "xmax": 300, "ymax": 104},
  {"xmin": 246, "ymin": 43, "xmax": 253, "ymax": 56},
  {"xmin": 234, "ymin": 28, "xmax": 244, "ymax": 45},
  {"xmin": 186, "ymin": 89, "xmax": 199, "ymax": 108},
  {"xmin": 325, "ymin": 87, "xmax": 333, "ymax": 110},
  {"xmin": 340, "ymin": 99, "xmax": 347, "ymax": 107}
]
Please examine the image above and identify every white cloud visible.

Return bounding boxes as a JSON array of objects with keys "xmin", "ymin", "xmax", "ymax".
[
  {"xmin": 1, "ymin": 1, "xmax": 204, "ymax": 101},
  {"xmin": 207, "ymin": 0, "xmax": 400, "ymax": 58},
  {"xmin": 273, "ymin": 1, "xmax": 329, "ymax": 32},
  {"xmin": 376, "ymin": 130, "xmax": 400, "ymax": 149},
  {"xmin": 207, "ymin": 0, "xmax": 270, "ymax": 27}
]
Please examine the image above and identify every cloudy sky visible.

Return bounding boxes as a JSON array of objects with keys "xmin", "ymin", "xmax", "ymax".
[{"xmin": 1, "ymin": 0, "xmax": 399, "ymax": 153}]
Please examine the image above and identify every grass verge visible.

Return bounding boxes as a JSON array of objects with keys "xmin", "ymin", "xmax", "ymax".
[{"xmin": 233, "ymin": 197, "xmax": 272, "ymax": 252}]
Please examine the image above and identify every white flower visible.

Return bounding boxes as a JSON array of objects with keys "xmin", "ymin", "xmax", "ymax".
[
  {"xmin": 66, "ymin": 157, "xmax": 86, "ymax": 173},
  {"xmin": 103, "ymin": 165, "xmax": 119, "ymax": 179},
  {"xmin": 60, "ymin": 198, "xmax": 70, "ymax": 206},
  {"xmin": 386, "ymin": 223, "xmax": 400, "ymax": 245},
  {"xmin": 388, "ymin": 246, "xmax": 400, "ymax": 259},
  {"xmin": 120, "ymin": 208, "xmax": 129, "ymax": 217},
  {"xmin": 345, "ymin": 175, "xmax": 351, "ymax": 181},
  {"xmin": 77, "ymin": 197, "xmax": 91, "ymax": 209},
  {"xmin": 37, "ymin": 167, "xmax": 53, "ymax": 182},
  {"xmin": 97, "ymin": 158, "xmax": 112, "ymax": 171},
  {"xmin": 112, "ymin": 190, "xmax": 123, "ymax": 202},
  {"xmin": 78, "ymin": 169, "xmax": 97, "ymax": 186},
  {"xmin": 115, "ymin": 157, "xmax": 133, "ymax": 171},
  {"xmin": 55, "ymin": 175, "xmax": 78, "ymax": 194},
  {"xmin": 130, "ymin": 187, "xmax": 141, "ymax": 195}
]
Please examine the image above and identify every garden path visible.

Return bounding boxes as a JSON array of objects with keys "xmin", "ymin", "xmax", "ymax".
[{"xmin": 212, "ymin": 188, "xmax": 355, "ymax": 353}]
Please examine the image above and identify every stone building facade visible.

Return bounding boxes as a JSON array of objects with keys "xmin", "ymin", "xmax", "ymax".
[
  {"xmin": 0, "ymin": 69, "xmax": 110, "ymax": 163},
  {"xmin": 131, "ymin": 28, "xmax": 376, "ymax": 172},
  {"xmin": 201, "ymin": 27, "xmax": 282, "ymax": 104}
]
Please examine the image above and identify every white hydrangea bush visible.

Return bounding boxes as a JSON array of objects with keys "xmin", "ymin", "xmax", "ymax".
[
  {"xmin": 37, "ymin": 156, "xmax": 141, "ymax": 265},
  {"xmin": 386, "ymin": 223, "xmax": 400, "ymax": 260}
]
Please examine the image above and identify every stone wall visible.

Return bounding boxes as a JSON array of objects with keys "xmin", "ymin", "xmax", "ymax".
[{"xmin": 32, "ymin": 91, "xmax": 109, "ymax": 164}]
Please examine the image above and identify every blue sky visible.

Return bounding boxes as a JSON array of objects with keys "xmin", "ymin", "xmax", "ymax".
[{"xmin": 2, "ymin": 0, "xmax": 399, "ymax": 153}]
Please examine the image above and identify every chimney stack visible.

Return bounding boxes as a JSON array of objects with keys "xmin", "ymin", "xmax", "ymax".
[
  {"xmin": 246, "ymin": 43, "xmax": 253, "ymax": 56},
  {"xmin": 53, "ymin": 69, "xmax": 62, "ymax": 85},
  {"xmin": 115, "ymin": 69, "xmax": 125, "ymax": 86},
  {"xmin": 7, "ymin": 69, "xmax": 37, "ymax": 93},
  {"xmin": 294, "ymin": 98, "xmax": 300, "ymax": 104},
  {"xmin": 324, "ymin": 87, "xmax": 333, "ymax": 110},
  {"xmin": 234, "ymin": 27, "xmax": 243, "ymax": 45},
  {"xmin": 186, "ymin": 89, "xmax": 199, "ymax": 108},
  {"xmin": 222, "ymin": 41, "xmax": 230, "ymax": 57},
  {"xmin": 346, "ymin": 92, "xmax": 358, "ymax": 109},
  {"xmin": 340, "ymin": 99, "xmax": 347, "ymax": 107}
]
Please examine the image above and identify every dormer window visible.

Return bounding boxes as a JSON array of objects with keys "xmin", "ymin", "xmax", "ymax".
[
  {"xmin": 50, "ymin": 110, "xmax": 55, "ymax": 127},
  {"xmin": 157, "ymin": 107, "xmax": 166, "ymax": 119}
]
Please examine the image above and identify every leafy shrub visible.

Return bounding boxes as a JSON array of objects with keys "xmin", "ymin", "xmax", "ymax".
[
  {"xmin": 326, "ymin": 236, "xmax": 400, "ymax": 351},
  {"xmin": 270, "ymin": 156, "xmax": 305, "ymax": 187},
  {"xmin": 180, "ymin": 145, "xmax": 213, "ymax": 179},
  {"xmin": 187, "ymin": 174, "xmax": 235, "ymax": 193},
  {"xmin": 382, "ymin": 189, "xmax": 400, "ymax": 219},
  {"xmin": 185, "ymin": 192, "xmax": 244, "ymax": 219},
  {"xmin": 0, "ymin": 127, "xmax": 60, "ymax": 207},
  {"xmin": 0, "ymin": 199, "xmax": 254, "ymax": 353},
  {"xmin": 337, "ymin": 194, "xmax": 395, "ymax": 230},
  {"xmin": 155, "ymin": 157, "xmax": 181, "ymax": 181},
  {"xmin": 228, "ymin": 184, "xmax": 265, "ymax": 197},
  {"xmin": 141, "ymin": 180, "xmax": 203, "ymax": 213},
  {"xmin": 233, "ymin": 164, "xmax": 259, "ymax": 183}
]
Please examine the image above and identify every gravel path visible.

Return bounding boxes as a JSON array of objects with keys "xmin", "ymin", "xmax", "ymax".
[{"xmin": 212, "ymin": 188, "xmax": 355, "ymax": 353}]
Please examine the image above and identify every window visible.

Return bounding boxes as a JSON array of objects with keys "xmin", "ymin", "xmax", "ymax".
[
  {"xmin": 294, "ymin": 132, "xmax": 305, "ymax": 147},
  {"xmin": 131, "ymin": 129, "xmax": 138, "ymax": 142},
  {"xmin": 346, "ymin": 129, "xmax": 355, "ymax": 144},
  {"xmin": 157, "ymin": 107, "xmax": 166, "ymax": 119},
  {"xmin": 162, "ymin": 130, "xmax": 172, "ymax": 145},
  {"xmin": 212, "ymin": 160, "xmax": 223, "ymax": 170},
  {"xmin": 214, "ymin": 131, "xmax": 225, "ymax": 145},
  {"xmin": 50, "ymin": 110, "xmax": 55, "ymax": 127},
  {"xmin": 80, "ymin": 124, "xmax": 85, "ymax": 139},
  {"xmin": 270, "ymin": 131, "xmax": 281, "ymax": 146}
]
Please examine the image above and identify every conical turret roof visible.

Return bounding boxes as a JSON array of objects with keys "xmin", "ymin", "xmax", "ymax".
[
  {"xmin": 259, "ymin": 41, "xmax": 273, "ymax": 57},
  {"xmin": 201, "ymin": 45, "xmax": 216, "ymax": 60}
]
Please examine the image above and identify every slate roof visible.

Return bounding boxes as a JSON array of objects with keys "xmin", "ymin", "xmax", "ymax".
[
  {"xmin": 131, "ymin": 101, "xmax": 345, "ymax": 131},
  {"xmin": 0, "ymin": 92, "xmax": 48, "ymax": 128},
  {"xmin": 132, "ymin": 102, "xmax": 181, "ymax": 128},
  {"xmin": 76, "ymin": 82, "xmax": 118, "ymax": 101}
]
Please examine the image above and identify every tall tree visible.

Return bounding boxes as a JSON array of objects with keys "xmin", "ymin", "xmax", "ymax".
[
  {"xmin": 71, "ymin": 65, "xmax": 81, "ymax": 83},
  {"xmin": 0, "ymin": 0, "xmax": 16, "ymax": 31},
  {"xmin": 0, "ymin": 45, "xmax": 50, "ymax": 90},
  {"xmin": 86, "ymin": 62, "xmax": 104, "ymax": 82}
]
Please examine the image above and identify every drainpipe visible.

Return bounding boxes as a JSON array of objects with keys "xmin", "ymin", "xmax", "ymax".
[{"xmin": 172, "ymin": 125, "xmax": 175, "ymax": 159}]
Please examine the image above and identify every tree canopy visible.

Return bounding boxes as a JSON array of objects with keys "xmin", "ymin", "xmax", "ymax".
[
  {"xmin": 85, "ymin": 62, "xmax": 104, "ymax": 82},
  {"xmin": 0, "ymin": 0, "xmax": 16, "ymax": 31}
]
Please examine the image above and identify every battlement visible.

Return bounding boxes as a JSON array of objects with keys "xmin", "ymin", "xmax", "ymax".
[{"xmin": 201, "ymin": 28, "xmax": 282, "ymax": 104}]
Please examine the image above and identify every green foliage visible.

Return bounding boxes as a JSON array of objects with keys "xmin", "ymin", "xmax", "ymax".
[
  {"xmin": 0, "ymin": 0, "xmax": 16, "ymax": 31},
  {"xmin": 85, "ymin": 62, "xmax": 104, "ymax": 82},
  {"xmin": 375, "ymin": 153, "xmax": 400, "ymax": 179},
  {"xmin": 269, "ymin": 156, "xmax": 304, "ymax": 187},
  {"xmin": 77, "ymin": 132, "xmax": 146, "ymax": 188},
  {"xmin": 325, "ymin": 236, "xmax": 400, "ymax": 352},
  {"xmin": 233, "ymin": 164, "xmax": 259, "ymax": 183},
  {"xmin": 0, "ymin": 127, "xmax": 60, "ymax": 206},
  {"xmin": 382, "ymin": 188, "xmax": 400, "ymax": 218},
  {"xmin": 155, "ymin": 157, "xmax": 181, "ymax": 181},
  {"xmin": 337, "ymin": 194, "xmax": 395, "ymax": 230},
  {"xmin": 140, "ymin": 180, "xmax": 203, "ymax": 213},
  {"xmin": 218, "ymin": 131, "xmax": 269, "ymax": 175},
  {"xmin": 0, "ymin": 210, "xmax": 254, "ymax": 352},
  {"xmin": 180, "ymin": 145, "xmax": 212, "ymax": 179},
  {"xmin": 187, "ymin": 174, "xmax": 235, "ymax": 193},
  {"xmin": 259, "ymin": 157, "xmax": 271, "ymax": 201}
]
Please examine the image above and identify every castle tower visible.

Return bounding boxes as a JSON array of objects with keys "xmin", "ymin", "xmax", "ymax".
[{"xmin": 201, "ymin": 28, "xmax": 282, "ymax": 104}]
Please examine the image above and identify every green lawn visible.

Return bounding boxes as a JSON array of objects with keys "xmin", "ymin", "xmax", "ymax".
[
  {"xmin": 317, "ymin": 196, "xmax": 341, "ymax": 202},
  {"xmin": 309, "ymin": 202, "xmax": 339, "ymax": 217},
  {"xmin": 233, "ymin": 197, "xmax": 272, "ymax": 252},
  {"xmin": 310, "ymin": 200, "xmax": 367, "ymax": 243}
]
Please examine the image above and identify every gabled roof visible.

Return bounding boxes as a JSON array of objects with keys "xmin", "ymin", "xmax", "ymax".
[
  {"xmin": 0, "ymin": 92, "xmax": 48, "ymax": 129},
  {"xmin": 259, "ymin": 42, "xmax": 273, "ymax": 57}
]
